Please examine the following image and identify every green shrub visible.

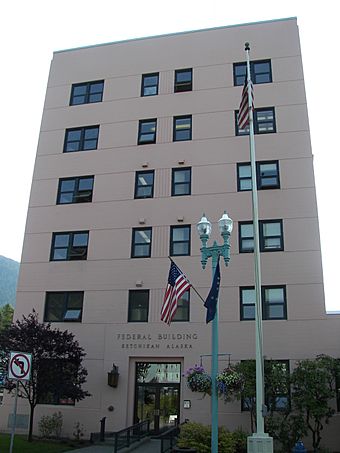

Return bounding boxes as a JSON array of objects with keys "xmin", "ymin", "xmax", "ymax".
[
  {"xmin": 38, "ymin": 411, "xmax": 63, "ymax": 439},
  {"xmin": 176, "ymin": 422, "xmax": 247, "ymax": 453}
]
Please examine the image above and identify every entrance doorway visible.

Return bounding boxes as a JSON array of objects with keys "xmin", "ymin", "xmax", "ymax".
[{"xmin": 134, "ymin": 363, "xmax": 181, "ymax": 434}]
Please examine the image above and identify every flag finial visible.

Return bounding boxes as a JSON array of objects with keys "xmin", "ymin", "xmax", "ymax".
[{"xmin": 245, "ymin": 42, "xmax": 250, "ymax": 51}]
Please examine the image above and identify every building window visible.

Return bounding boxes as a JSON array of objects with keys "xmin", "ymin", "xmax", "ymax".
[
  {"xmin": 44, "ymin": 292, "xmax": 84, "ymax": 322},
  {"xmin": 131, "ymin": 227, "xmax": 152, "ymax": 258},
  {"xmin": 174, "ymin": 68, "xmax": 192, "ymax": 92},
  {"xmin": 235, "ymin": 108, "xmax": 276, "ymax": 136},
  {"xmin": 170, "ymin": 225, "xmax": 191, "ymax": 256},
  {"xmin": 240, "ymin": 286, "xmax": 287, "ymax": 320},
  {"xmin": 172, "ymin": 290, "xmax": 190, "ymax": 322},
  {"xmin": 173, "ymin": 115, "xmax": 192, "ymax": 141},
  {"xmin": 128, "ymin": 290, "xmax": 149, "ymax": 322},
  {"xmin": 57, "ymin": 176, "xmax": 94, "ymax": 204},
  {"xmin": 233, "ymin": 60, "xmax": 272, "ymax": 86},
  {"xmin": 239, "ymin": 220, "xmax": 284, "ymax": 253},
  {"xmin": 64, "ymin": 126, "xmax": 99, "ymax": 152},
  {"xmin": 138, "ymin": 119, "xmax": 157, "ymax": 144},
  {"xmin": 241, "ymin": 359, "xmax": 289, "ymax": 412},
  {"xmin": 134, "ymin": 170, "xmax": 154, "ymax": 199},
  {"xmin": 141, "ymin": 73, "xmax": 159, "ymax": 96},
  {"xmin": 237, "ymin": 161, "xmax": 280, "ymax": 191},
  {"xmin": 51, "ymin": 231, "xmax": 89, "ymax": 261},
  {"xmin": 172, "ymin": 167, "xmax": 191, "ymax": 196},
  {"xmin": 70, "ymin": 80, "xmax": 104, "ymax": 105},
  {"xmin": 37, "ymin": 358, "xmax": 76, "ymax": 405}
]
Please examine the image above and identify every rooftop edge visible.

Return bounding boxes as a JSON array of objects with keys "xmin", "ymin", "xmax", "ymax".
[{"xmin": 54, "ymin": 16, "xmax": 297, "ymax": 54}]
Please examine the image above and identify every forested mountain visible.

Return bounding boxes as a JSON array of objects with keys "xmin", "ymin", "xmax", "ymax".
[{"xmin": 0, "ymin": 256, "xmax": 19, "ymax": 307}]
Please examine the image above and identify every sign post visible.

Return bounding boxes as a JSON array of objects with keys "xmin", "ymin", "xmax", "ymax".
[{"xmin": 8, "ymin": 352, "xmax": 32, "ymax": 453}]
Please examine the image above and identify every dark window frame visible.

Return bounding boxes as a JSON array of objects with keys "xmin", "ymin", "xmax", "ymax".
[
  {"xmin": 240, "ymin": 285, "xmax": 287, "ymax": 321},
  {"xmin": 128, "ymin": 290, "xmax": 149, "ymax": 322},
  {"xmin": 235, "ymin": 107, "xmax": 276, "ymax": 136},
  {"xmin": 170, "ymin": 225, "xmax": 191, "ymax": 257},
  {"xmin": 173, "ymin": 115, "xmax": 192, "ymax": 141},
  {"xmin": 63, "ymin": 125, "xmax": 99, "ymax": 152},
  {"xmin": 172, "ymin": 290, "xmax": 190, "ymax": 322},
  {"xmin": 57, "ymin": 176, "xmax": 94, "ymax": 204},
  {"xmin": 134, "ymin": 170, "xmax": 155, "ymax": 199},
  {"xmin": 238, "ymin": 220, "xmax": 284, "ymax": 253},
  {"xmin": 70, "ymin": 80, "xmax": 104, "ymax": 105},
  {"xmin": 174, "ymin": 68, "xmax": 193, "ymax": 92},
  {"xmin": 131, "ymin": 227, "xmax": 152, "ymax": 258},
  {"xmin": 50, "ymin": 231, "xmax": 89, "ymax": 261},
  {"xmin": 241, "ymin": 359, "xmax": 290, "ymax": 412},
  {"xmin": 141, "ymin": 73, "xmax": 159, "ymax": 97},
  {"xmin": 233, "ymin": 60, "xmax": 272, "ymax": 86},
  {"xmin": 44, "ymin": 291, "xmax": 84, "ymax": 323},
  {"xmin": 171, "ymin": 167, "xmax": 191, "ymax": 196},
  {"xmin": 138, "ymin": 119, "xmax": 157, "ymax": 145},
  {"xmin": 237, "ymin": 161, "xmax": 280, "ymax": 191}
]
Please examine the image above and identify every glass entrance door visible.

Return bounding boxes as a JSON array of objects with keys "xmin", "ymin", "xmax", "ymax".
[{"xmin": 134, "ymin": 362, "xmax": 181, "ymax": 434}]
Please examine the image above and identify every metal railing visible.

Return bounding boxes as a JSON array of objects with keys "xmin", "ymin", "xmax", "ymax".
[
  {"xmin": 158, "ymin": 424, "xmax": 180, "ymax": 453},
  {"xmin": 113, "ymin": 420, "xmax": 150, "ymax": 452},
  {"xmin": 90, "ymin": 419, "xmax": 151, "ymax": 451}
]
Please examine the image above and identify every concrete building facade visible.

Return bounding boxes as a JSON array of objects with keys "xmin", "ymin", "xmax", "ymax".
[{"xmin": 2, "ymin": 16, "xmax": 340, "ymax": 449}]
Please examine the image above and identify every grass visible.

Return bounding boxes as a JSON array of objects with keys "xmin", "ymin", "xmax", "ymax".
[{"xmin": 0, "ymin": 433, "xmax": 88, "ymax": 452}]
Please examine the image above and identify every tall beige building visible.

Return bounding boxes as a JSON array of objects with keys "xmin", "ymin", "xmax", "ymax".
[{"xmin": 2, "ymin": 16, "xmax": 340, "ymax": 449}]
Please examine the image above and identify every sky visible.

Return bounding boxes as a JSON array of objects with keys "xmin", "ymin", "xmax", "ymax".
[{"xmin": 1, "ymin": 0, "xmax": 339, "ymax": 311}]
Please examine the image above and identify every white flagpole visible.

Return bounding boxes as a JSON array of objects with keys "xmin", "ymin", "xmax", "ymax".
[{"xmin": 245, "ymin": 42, "xmax": 273, "ymax": 453}]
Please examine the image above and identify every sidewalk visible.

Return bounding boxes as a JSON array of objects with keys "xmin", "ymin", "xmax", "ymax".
[{"xmin": 65, "ymin": 437, "xmax": 161, "ymax": 453}]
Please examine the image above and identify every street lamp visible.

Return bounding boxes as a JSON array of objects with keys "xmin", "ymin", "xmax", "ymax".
[{"xmin": 196, "ymin": 211, "xmax": 233, "ymax": 453}]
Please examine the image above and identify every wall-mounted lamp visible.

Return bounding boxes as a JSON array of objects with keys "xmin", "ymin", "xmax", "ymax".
[{"xmin": 107, "ymin": 363, "xmax": 119, "ymax": 388}]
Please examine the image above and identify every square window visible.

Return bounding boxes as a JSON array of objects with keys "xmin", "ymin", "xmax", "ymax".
[
  {"xmin": 239, "ymin": 220, "xmax": 283, "ymax": 253},
  {"xmin": 170, "ymin": 225, "xmax": 191, "ymax": 256},
  {"xmin": 57, "ymin": 176, "xmax": 94, "ymax": 204},
  {"xmin": 44, "ymin": 292, "xmax": 83, "ymax": 322},
  {"xmin": 128, "ymin": 290, "xmax": 149, "ymax": 322},
  {"xmin": 237, "ymin": 161, "xmax": 280, "ymax": 191},
  {"xmin": 172, "ymin": 290, "xmax": 190, "ymax": 322},
  {"xmin": 131, "ymin": 228, "xmax": 152, "ymax": 258},
  {"xmin": 172, "ymin": 168, "xmax": 191, "ymax": 196},
  {"xmin": 233, "ymin": 60, "xmax": 272, "ymax": 86},
  {"xmin": 235, "ymin": 108, "xmax": 276, "ymax": 136},
  {"xmin": 138, "ymin": 119, "xmax": 157, "ymax": 144},
  {"xmin": 70, "ymin": 80, "xmax": 104, "ymax": 105},
  {"xmin": 173, "ymin": 115, "xmax": 192, "ymax": 141},
  {"xmin": 51, "ymin": 231, "xmax": 89, "ymax": 261},
  {"xmin": 134, "ymin": 170, "xmax": 154, "ymax": 199},
  {"xmin": 174, "ymin": 69, "xmax": 192, "ymax": 92},
  {"xmin": 240, "ymin": 286, "xmax": 287, "ymax": 320},
  {"xmin": 141, "ymin": 73, "xmax": 159, "ymax": 96},
  {"xmin": 64, "ymin": 126, "xmax": 99, "ymax": 152}
]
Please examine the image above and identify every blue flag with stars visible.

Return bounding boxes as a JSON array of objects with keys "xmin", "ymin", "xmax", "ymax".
[{"xmin": 204, "ymin": 256, "xmax": 221, "ymax": 323}]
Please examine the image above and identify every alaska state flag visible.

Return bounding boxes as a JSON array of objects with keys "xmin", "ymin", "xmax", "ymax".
[{"xmin": 204, "ymin": 256, "xmax": 221, "ymax": 323}]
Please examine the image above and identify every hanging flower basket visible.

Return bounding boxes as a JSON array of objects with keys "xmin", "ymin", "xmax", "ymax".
[
  {"xmin": 216, "ymin": 366, "xmax": 244, "ymax": 401},
  {"xmin": 184, "ymin": 365, "xmax": 212, "ymax": 395}
]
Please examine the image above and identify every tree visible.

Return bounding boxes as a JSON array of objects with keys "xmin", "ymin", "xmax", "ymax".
[
  {"xmin": 0, "ymin": 311, "xmax": 90, "ymax": 442},
  {"xmin": 233, "ymin": 360, "xmax": 291, "ymax": 434},
  {"xmin": 290, "ymin": 355, "xmax": 340, "ymax": 451},
  {"xmin": 0, "ymin": 303, "xmax": 14, "ymax": 331}
]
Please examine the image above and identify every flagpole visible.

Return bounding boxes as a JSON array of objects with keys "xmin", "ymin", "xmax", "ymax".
[{"xmin": 245, "ymin": 42, "xmax": 273, "ymax": 453}]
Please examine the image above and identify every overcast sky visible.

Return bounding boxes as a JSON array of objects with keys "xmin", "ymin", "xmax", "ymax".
[{"xmin": 1, "ymin": 0, "xmax": 338, "ymax": 311}]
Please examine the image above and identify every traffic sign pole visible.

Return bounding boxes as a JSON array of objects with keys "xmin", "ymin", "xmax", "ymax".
[{"xmin": 9, "ymin": 380, "xmax": 19, "ymax": 453}]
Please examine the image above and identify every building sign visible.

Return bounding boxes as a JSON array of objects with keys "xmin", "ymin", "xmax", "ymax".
[{"xmin": 116, "ymin": 332, "xmax": 198, "ymax": 350}]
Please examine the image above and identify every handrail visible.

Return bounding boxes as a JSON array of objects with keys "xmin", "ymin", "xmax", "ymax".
[
  {"xmin": 159, "ymin": 424, "xmax": 180, "ymax": 453},
  {"xmin": 113, "ymin": 419, "xmax": 150, "ymax": 453}
]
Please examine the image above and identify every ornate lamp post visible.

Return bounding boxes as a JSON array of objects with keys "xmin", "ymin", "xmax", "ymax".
[{"xmin": 196, "ymin": 211, "xmax": 233, "ymax": 453}]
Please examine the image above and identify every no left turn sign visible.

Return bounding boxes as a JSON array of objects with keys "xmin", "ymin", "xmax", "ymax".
[{"xmin": 8, "ymin": 352, "xmax": 32, "ymax": 381}]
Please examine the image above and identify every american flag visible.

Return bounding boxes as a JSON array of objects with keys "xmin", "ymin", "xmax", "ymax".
[
  {"xmin": 161, "ymin": 261, "xmax": 191, "ymax": 325},
  {"xmin": 238, "ymin": 74, "xmax": 254, "ymax": 130}
]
